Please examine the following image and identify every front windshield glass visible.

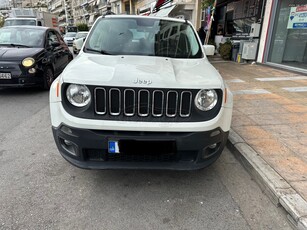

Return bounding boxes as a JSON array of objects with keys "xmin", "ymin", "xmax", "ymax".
[
  {"xmin": 4, "ymin": 19, "xmax": 36, "ymax": 26},
  {"xmin": 75, "ymin": 32, "xmax": 88, "ymax": 39},
  {"xmin": 0, "ymin": 27, "xmax": 45, "ymax": 47},
  {"xmin": 65, "ymin": 32, "xmax": 77, "ymax": 38},
  {"xmin": 84, "ymin": 17, "xmax": 203, "ymax": 58}
]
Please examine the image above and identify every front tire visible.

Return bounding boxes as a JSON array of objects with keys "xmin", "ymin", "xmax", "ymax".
[{"xmin": 43, "ymin": 67, "xmax": 54, "ymax": 90}]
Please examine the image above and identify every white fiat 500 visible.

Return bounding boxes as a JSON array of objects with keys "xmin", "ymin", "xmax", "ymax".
[{"xmin": 50, "ymin": 15, "xmax": 233, "ymax": 170}]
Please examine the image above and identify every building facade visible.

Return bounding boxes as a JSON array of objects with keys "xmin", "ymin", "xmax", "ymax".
[
  {"xmin": 257, "ymin": 0, "xmax": 307, "ymax": 73},
  {"xmin": 211, "ymin": 0, "xmax": 306, "ymax": 73}
]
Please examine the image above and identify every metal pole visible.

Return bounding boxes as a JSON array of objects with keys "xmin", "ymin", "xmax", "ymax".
[
  {"xmin": 204, "ymin": 0, "xmax": 217, "ymax": 45},
  {"xmin": 64, "ymin": 0, "xmax": 68, "ymax": 25}
]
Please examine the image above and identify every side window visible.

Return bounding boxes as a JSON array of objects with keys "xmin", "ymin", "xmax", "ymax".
[{"xmin": 47, "ymin": 31, "xmax": 60, "ymax": 46}]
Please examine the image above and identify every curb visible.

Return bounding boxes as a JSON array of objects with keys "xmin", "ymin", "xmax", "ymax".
[{"xmin": 227, "ymin": 129, "xmax": 307, "ymax": 230}]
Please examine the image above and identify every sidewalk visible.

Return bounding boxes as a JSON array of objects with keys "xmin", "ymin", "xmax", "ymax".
[{"xmin": 209, "ymin": 58, "xmax": 307, "ymax": 230}]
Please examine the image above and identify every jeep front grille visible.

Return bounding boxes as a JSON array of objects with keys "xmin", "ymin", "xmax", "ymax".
[{"xmin": 94, "ymin": 87, "xmax": 193, "ymax": 118}]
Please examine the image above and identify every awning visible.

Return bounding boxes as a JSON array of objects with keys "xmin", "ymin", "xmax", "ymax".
[{"xmin": 151, "ymin": 4, "xmax": 176, "ymax": 17}]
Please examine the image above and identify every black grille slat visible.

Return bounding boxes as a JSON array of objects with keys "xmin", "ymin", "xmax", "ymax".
[
  {"xmin": 95, "ymin": 87, "xmax": 195, "ymax": 119},
  {"xmin": 152, "ymin": 90, "xmax": 164, "ymax": 117},
  {"xmin": 109, "ymin": 88, "xmax": 121, "ymax": 115},
  {"xmin": 138, "ymin": 90, "xmax": 150, "ymax": 117},
  {"xmin": 166, "ymin": 91, "xmax": 178, "ymax": 117},
  {"xmin": 95, "ymin": 88, "xmax": 106, "ymax": 114},
  {"xmin": 180, "ymin": 91, "xmax": 192, "ymax": 117},
  {"xmin": 124, "ymin": 89, "xmax": 135, "ymax": 116}
]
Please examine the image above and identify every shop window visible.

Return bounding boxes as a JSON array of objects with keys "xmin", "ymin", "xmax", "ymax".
[{"xmin": 268, "ymin": 0, "xmax": 307, "ymax": 70}]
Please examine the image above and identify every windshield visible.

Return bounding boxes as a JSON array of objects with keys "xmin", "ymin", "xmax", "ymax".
[
  {"xmin": 67, "ymin": 26, "xmax": 78, "ymax": 33},
  {"xmin": 84, "ymin": 17, "xmax": 203, "ymax": 58},
  {"xmin": 75, "ymin": 32, "xmax": 88, "ymax": 39},
  {"xmin": 65, "ymin": 32, "xmax": 77, "ymax": 38},
  {"xmin": 4, "ymin": 19, "xmax": 37, "ymax": 26},
  {"xmin": 0, "ymin": 27, "xmax": 45, "ymax": 47}
]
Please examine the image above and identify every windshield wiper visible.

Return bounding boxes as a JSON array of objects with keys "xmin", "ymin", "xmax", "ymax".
[
  {"xmin": 2, "ymin": 43, "xmax": 31, "ymax": 48},
  {"xmin": 85, "ymin": 48, "xmax": 111, "ymax": 55}
]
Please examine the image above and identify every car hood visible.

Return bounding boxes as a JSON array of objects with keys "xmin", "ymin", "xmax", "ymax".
[
  {"xmin": 62, "ymin": 54, "xmax": 224, "ymax": 89},
  {"xmin": 0, "ymin": 47, "xmax": 44, "ymax": 61}
]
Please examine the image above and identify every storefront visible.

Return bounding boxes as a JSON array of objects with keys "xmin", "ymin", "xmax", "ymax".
[
  {"xmin": 211, "ymin": 0, "xmax": 264, "ymax": 61},
  {"xmin": 264, "ymin": 0, "xmax": 307, "ymax": 72},
  {"xmin": 257, "ymin": 0, "xmax": 307, "ymax": 72}
]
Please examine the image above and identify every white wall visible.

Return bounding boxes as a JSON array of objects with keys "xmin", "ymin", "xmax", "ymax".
[{"xmin": 257, "ymin": 0, "xmax": 274, "ymax": 63}]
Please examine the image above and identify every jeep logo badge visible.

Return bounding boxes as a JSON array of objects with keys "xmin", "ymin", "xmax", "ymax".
[{"xmin": 133, "ymin": 78, "xmax": 152, "ymax": 85}]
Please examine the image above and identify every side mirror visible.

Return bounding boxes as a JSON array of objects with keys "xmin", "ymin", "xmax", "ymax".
[{"xmin": 203, "ymin": 45, "xmax": 215, "ymax": 56}]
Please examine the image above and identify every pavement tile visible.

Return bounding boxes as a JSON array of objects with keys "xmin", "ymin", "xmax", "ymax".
[
  {"xmin": 214, "ymin": 61, "xmax": 307, "ymax": 217},
  {"xmin": 271, "ymin": 81, "xmax": 304, "ymax": 88},
  {"xmin": 283, "ymin": 104, "xmax": 307, "ymax": 113},
  {"xmin": 226, "ymin": 83, "xmax": 251, "ymax": 91},
  {"xmin": 270, "ymin": 96, "xmax": 296, "ymax": 105},
  {"xmin": 290, "ymin": 181, "xmax": 307, "ymax": 203},
  {"xmin": 236, "ymin": 105, "xmax": 288, "ymax": 115},
  {"xmin": 279, "ymin": 113, "xmax": 307, "ymax": 124},
  {"xmin": 248, "ymin": 113, "xmax": 290, "ymax": 125},
  {"xmin": 234, "ymin": 93, "xmax": 285, "ymax": 100},
  {"xmin": 232, "ymin": 126, "xmax": 274, "ymax": 140},
  {"xmin": 262, "ymin": 125, "xmax": 302, "ymax": 139},
  {"xmin": 292, "ymin": 98, "xmax": 307, "ymax": 105},
  {"xmin": 233, "ymin": 99, "xmax": 274, "ymax": 108},
  {"xmin": 281, "ymin": 138, "xmax": 307, "ymax": 162},
  {"xmin": 231, "ymin": 114, "xmax": 257, "ymax": 127},
  {"xmin": 248, "ymin": 138, "xmax": 294, "ymax": 157},
  {"xmin": 278, "ymin": 92, "xmax": 306, "ymax": 99},
  {"xmin": 263, "ymin": 155, "xmax": 307, "ymax": 182}
]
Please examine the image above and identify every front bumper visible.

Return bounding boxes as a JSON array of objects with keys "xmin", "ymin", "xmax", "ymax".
[
  {"xmin": 0, "ymin": 76, "xmax": 43, "ymax": 87},
  {"xmin": 65, "ymin": 40, "xmax": 74, "ymax": 46},
  {"xmin": 52, "ymin": 124, "xmax": 229, "ymax": 170},
  {"xmin": 0, "ymin": 62, "xmax": 43, "ymax": 87}
]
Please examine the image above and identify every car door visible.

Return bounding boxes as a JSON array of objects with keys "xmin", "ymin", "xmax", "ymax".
[
  {"xmin": 46, "ymin": 30, "xmax": 63, "ymax": 75},
  {"xmin": 55, "ymin": 30, "xmax": 71, "ymax": 68}
]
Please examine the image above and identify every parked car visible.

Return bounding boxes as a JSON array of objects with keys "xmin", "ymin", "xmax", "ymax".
[
  {"xmin": 0, "ymin": 26, "xmax": 73, "ymax": 89},
  {"xmin": 50, "ymin": 15, "xmax": 233, "ymax": 170},
  {"xmin": 72, "ymin": 31, "xmax": 88, "ymax": 54},
  {"xmin": 63, "ymin": 32, "xmax": 77, "ymax": 46}
]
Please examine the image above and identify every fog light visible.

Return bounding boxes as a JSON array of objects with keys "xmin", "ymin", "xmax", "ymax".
[
  {"xmin": 28, "ymin": 68, "xmax": 36, "ymax": 74},
  {"xmin": 209, "ymin": 143, "xmax": 217, "ymax": 149},
  {"xmin": 64, "ymin": 140, "xmax": 72, "ymax": 146},
  {"xmin": 60, "ymin": 137, "xmax": 78, "ymax": 156},
  {"xmin": 61, "ymin": 126, "xmax": 73, "ymax": 135},
  {"xmin": 210, "ymin": 130, "xmax": 221, "ymax": 137}
]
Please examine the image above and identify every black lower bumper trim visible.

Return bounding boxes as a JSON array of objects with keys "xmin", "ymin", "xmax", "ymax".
[{"xmin": 52, "ymin": 124, "xmax": 229, "ymax": 170}]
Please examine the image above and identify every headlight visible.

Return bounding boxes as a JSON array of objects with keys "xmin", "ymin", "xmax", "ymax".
[
  {"xmin": 22, "ymin": 57, "xmax": 35, "ymax": 67},
  {"xmin": 195, "ymin": 89, "xmax": 218, "ymax": 111},
  {"xmin": 66, "ymin": 84, "xmax": 91, "ymax": 107}
]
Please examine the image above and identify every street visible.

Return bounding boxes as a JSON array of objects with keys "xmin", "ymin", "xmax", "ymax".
[{"xmin": 0, "ymin": 87, "xmax": 291, "ymax": 229}]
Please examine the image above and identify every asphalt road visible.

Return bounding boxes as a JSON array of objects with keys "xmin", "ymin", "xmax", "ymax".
[{"xmin": 0, "ymin": 81, "xmax": 292, "ymax": 229}]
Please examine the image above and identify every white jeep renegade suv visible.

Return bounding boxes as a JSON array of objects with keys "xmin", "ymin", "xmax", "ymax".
[{"xmin": 50, "ymin": 15, "xmax": 233, "ymax": 170}]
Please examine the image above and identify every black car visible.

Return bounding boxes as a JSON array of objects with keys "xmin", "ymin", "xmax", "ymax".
[{"xmin": 0, "ymin": 26, "xmax": 73, "ymax": 89}]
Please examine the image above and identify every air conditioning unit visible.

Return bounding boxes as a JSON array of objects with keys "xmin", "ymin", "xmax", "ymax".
[{"xmin": 242, "ymin": 42, "xmax": 258, "ymax": 60}]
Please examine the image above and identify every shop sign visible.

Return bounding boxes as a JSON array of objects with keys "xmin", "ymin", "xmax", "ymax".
[{"xmin": 287, "ymin": 5, "xmax": 307, "ymax": 29}]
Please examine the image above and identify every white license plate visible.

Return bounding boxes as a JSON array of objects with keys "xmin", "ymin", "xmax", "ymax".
[
  {"xmin": 0, "ymin": 73, "xmax": 11, "ymax": 79},
  {"xmin": 108, "ymin": 141, "xmax": 120, "ymax": 154}
]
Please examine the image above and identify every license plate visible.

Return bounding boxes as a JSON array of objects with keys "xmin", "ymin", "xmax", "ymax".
[
  {"xmin": 0, "ymin": 73, "xmax": 11, "ymax": 79},
  {"xmin": 108, "ymin": 141, "xmax": 120, "ymax": 154}
]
